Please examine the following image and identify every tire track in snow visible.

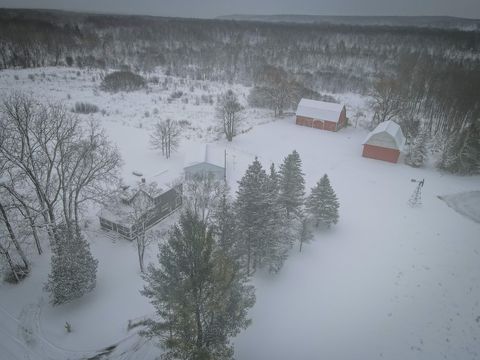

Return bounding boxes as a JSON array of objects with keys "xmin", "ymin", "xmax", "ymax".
[{"xmin": 1, "ymin": 301, "xmax": 159, "ymax": 360}]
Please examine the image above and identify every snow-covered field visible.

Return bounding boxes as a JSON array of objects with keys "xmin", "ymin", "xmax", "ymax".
[{"xmin": 1, "ymin": 67, "xmax": 479, "ymax": 360}]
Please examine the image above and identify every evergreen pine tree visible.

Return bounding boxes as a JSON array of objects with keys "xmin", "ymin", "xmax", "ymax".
[
  {"xmin": 45, "ymin": 224, "xmax": 98, "ymax": 305},
  {"xmin": 306, "ymin": 174, "xmax": 340, "ymax": 228},
  {"xmin": 234, "ymin": 157, "xmax": 269, "ymax": 275},
  {"xmin": 406, "ymin": 127, "xmax": 429, "ymax": 168},
  {"xmin": 141, "ymin": 210, "xmax": 255, "ymax": 360},
  {"xmin": 278, "ymin": 150, "xmax": 305, "ymax": 218},
  {"xmin": 263, "ymin": 163, "xmax": 291, "ymax": 273},
  {"xmin": 268, "ymin": 162, "xmax": 280, "ymax": 190},
  {"xmin": 211, "ymin": 185, "xmax": 237, "ymax": 258},
  {"xmin": 298, "ymin": 214, "xmax": 313, "ymax": 253}
]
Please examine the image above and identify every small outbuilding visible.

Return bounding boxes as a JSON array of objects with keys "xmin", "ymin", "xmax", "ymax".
[
  {"xmin": 184, "ymin": 162, "xmax": 225, "ymax": 181},
  {"xmin": 362, "ymin": 120, "xmax": 406, "ymax": 163},
  {"xmin": 295, "ymin": 98, "xmax": 347, "ymax": 132},
  {"xmin": 184, "ymin": 144, "xmax": 226, "ymax": 181}
]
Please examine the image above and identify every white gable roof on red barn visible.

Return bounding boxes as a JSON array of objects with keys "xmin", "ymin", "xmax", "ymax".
[
  {"xmin": 363, "ymin": 120, "xmax": 406, "ymax": 151},
  {"xmin": 296, "ymin": 99, "xmax": 344, "ymax": 123}
]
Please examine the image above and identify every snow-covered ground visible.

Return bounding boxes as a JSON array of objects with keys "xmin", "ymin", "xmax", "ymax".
[{"xmin": 0, "ymin": 67, "xmax": 479, "ymax": 360}]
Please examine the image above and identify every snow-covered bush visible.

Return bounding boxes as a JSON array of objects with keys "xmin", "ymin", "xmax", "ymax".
[
  {"xmin": 169, "ymin": 90, "xmax": 183, "ymax": 100},
  {"xmin": 72, "ymin": 102, "xmax": 99, "ymax": 114},
  {"xmin": 100, "ymin": 71, "xmax": 146, "ymax": 92}
]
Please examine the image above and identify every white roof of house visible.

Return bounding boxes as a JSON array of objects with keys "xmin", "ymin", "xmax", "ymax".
[
  {"xmin": 363, "ymin": 120, "xmax": 406, "ymax": 150},
  {"xmin": 184, "ymin": 143, "xmax": 225, "ymax": 169},
  {"xmin": 184, "ymin": 161, "xmax": 225, "ymax": 171},
  {"xmin": 123, "ymin": 167, "xmax": 182, "ymax": 190},
  {"xmin": 98, "ymin": 182, "xmax": 182, "ymax": 225},
  {"xmin": 296, "ymin": 98, "xmax": 344, "ymax": 123}
]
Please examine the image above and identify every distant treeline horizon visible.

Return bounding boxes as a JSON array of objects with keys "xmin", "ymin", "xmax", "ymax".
[{"xmin": 0, "ymin": 8, "xmax": 479, "ymax": 136}]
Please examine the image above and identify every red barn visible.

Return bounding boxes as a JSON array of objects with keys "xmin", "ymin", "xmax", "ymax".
[
  {"xmin": 295, "ymin": 99, "xmax": 347, "ymax": 132},
  {"xmin": 362, "ymin": 120, "xmax": 406, "ymax": 163}
]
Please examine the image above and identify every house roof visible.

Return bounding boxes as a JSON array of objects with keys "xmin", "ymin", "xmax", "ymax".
[
  {"xmin": 296, "ymin": 98, "xmax": 344, "ymax": 123},
  {"xmin": 363, "ymin": 120, "xmax": 406, "ymax": 150},
  {"xmin": 99, "ymin": 183, "xmax": 182, "ymax": 225},
  {"xmin": 184, "ymin": 161, "xmax": 225, "ymax": 172},
  {"xmin": 97, "ymin": 201, "xmax": 135, "ymax": 226}
]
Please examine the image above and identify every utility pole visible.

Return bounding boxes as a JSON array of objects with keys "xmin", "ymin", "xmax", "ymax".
[{"xmin": 224, "ymin": 149, "xmax": 227, "ymax": 182}]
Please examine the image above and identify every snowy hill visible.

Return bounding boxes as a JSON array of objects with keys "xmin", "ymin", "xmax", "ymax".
[{"xmin": 218, "ymin": 14, "xmax": 480, "ymax": 31}]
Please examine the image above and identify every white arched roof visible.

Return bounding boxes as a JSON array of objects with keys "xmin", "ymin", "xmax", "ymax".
[
  {"xmin": 363, "ymin": 120, "xmax": 406, "ymax": 151},
  {"xmin": 296, "ymin": 98, "xmax": 344, "ymax": 123}
]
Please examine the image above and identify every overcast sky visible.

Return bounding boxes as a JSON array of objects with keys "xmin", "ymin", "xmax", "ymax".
[{"xmin": 0, "ymin": 0, "xmax": 479, "ymax": 19}]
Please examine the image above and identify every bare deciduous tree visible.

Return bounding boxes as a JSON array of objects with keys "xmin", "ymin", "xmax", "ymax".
[
  {"xmin": 216, "ymin": 90, "xmax": 244, "ymax": 141},
  {"xmin": 369, "ymin": 76, "xmax": 403, "ymax": 128},
  {"xmin": 57, "ymin": 119, "xmax": 121, "ymax": 231},
  {"xmin": 0, "ymin": 177, "xmax": 43, "ymax": 255},
  {"xmin": 150, "ymin": 119, "xmax": 180, "ymax": 158},
  {"xmin": 125, "ymin": 182, "xmax": 161, "ymax": 273},
  {"xmin": 0, "ymin": 92, "xmax": 121, "ymax": 251},
  {"xmin": 0, "ymin": 237, "xmax": 20, "ymax": 282},
  {"xmin": 0, "ymin": 199, "xmax": 29, "ymax": 271},
  {"xmin": 183, "ymin": 174, "xmax": 225, "ymax": 224},
  {"xmin": 0, "ymin": 94, "xmax": 71, "ymax": 242}
]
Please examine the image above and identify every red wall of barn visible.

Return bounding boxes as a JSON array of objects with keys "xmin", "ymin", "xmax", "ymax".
[
  {"xmin": 296, "ymin": 116, "xmax": 314, "ymax": 127},
  {"xmin": 313, "ymin": 120, "xmax": 324, "ymax": 129},
  {"xmin": 337, "ymin": 107, "xmax": 347, "ymax": 130},
  {"xmin": 324, "ymin": 121, "xmax": 337, "ymax": 131},
  {"xmin": 362, "ymin": 144, "xmax": 400, "ymax": 163},
  {"xmin": 296, "ymin": 116, "xmax": 339, "ymax": 132}
]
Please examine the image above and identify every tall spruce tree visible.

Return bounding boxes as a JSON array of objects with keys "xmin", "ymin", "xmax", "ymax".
[
  {"xmin": 45, "ymin": 224, "xmax": 98, "ymax": 305},
  {"xmin": 306, "ymin": 174, "xmax": 340, "ymax": 228},
  {"xmin": 234, "ymin": 158, "xmax": 269, "ymax": 275},
  {"xmin": 141, "ymin": 210, "xmax": 255, "ymax": 360},
  {"xmin": 297, "ymin": 212, "xmax": 313, "ymax": 253},
  {"xmin": 211, "ymin": 185, "xmax": 237, "ymax": 258},
  {"xmin": 278, "ymin": 150, "xmax": 305, "ymax": 218},
  {"xmin": 263, "ymin": 163, "xmax": 291, "ymax": 273}
]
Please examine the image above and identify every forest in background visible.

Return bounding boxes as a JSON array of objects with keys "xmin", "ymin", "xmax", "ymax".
[{"xmin": 0, "ymin": 9, "xmax": 479, "ymax": 140}]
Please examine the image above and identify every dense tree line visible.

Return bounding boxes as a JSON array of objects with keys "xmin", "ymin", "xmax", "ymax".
[
  {"xmin": 179, "ymin": 151, "xmax": 340, "ymax": 277},
  {"xmin": 369, "ymin": 52, "xmax": 480, "ymax": 173},
  {"xmin": 1, "ymin": 9, "xmax": 478, "ymax": 140},
  {"xmin": 1, "ymin": 10, "xmax": 478, "ymax": 139},
  {"xmin": 1, "ymin": 9, "xmax": 478, "ymax": 94}
]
